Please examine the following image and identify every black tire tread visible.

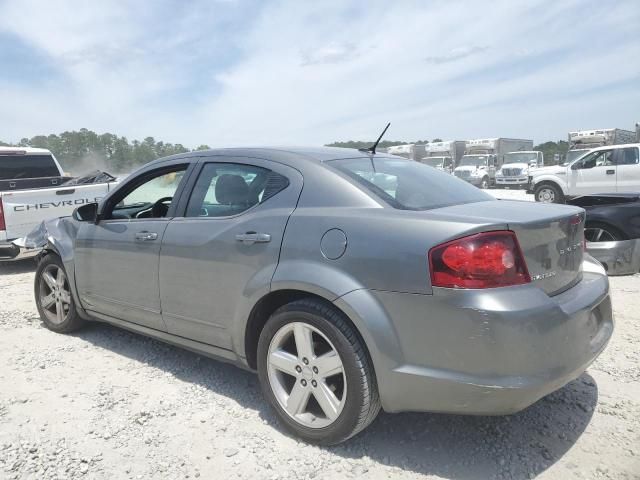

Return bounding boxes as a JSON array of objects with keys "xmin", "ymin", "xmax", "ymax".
[{"xmin": 534, "ymin": 182, "xmax": 565, "ymax": 204}]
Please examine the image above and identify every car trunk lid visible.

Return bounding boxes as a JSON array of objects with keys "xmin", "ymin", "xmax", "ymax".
[{"xmin": 427, "ymin": 200, "xmax": 585, "ymax": 295}]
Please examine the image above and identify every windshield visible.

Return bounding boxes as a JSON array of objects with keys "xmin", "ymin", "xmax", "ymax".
[
  {"xmin": 329, "ymin": 157, "xmax": 492, "ymax": 210},
  {"xmin": 503, "ymin": 152, "xmax": 538, "ymax": 164},
  {"xmin": 459, "ymin": 155, "xmax": 488, "ymax": 167},
  {"xmin": 566, "ymin": 149, "xmax": 589, "ymax": 165},
  {"xmin": 422, "ymin": 157, "xmax": 446, "ymax": 167}
]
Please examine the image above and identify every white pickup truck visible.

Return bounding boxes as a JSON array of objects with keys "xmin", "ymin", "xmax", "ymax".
[
  {"xmin": 0, "ymin": 147, "xmax": 118, "ymax": 260},
  {"xmin": 529, "ymin": 143, "xmax": 640, "ymax": 203}
]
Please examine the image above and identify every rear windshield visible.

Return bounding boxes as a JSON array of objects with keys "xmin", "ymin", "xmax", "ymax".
[
  {"xmin": 328, "ymin": 157, "xmax": 493, "ymax": 210},
  {"xmin": 0, "ymin": 154, "xmax": 60, "ymax": 180}
]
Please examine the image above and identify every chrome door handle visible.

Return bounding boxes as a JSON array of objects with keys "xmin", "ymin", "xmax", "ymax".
[
  {"xmin": 235, "ymin": 232, "xmax": 271, "ymax": 245},
  {"xmin": 135, "ymin": 231, "xmax": 158, "ymax": 241}
]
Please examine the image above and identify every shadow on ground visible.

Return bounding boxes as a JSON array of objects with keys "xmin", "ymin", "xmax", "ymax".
[
  {"xmin": 77, "ymin": 322, "xmax": 597, "ymax": 479},
  {"xmin": 0, "ymin": 259, "xmax": 36, "ymax": 275}
]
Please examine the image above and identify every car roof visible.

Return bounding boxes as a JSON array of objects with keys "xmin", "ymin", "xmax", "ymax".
[
  {"xmin": 587, "ymin": 143, "xmax": 640, "ymax": 152},
  {"xmin": 0, "ymin": 146, "xmax": 53, "ymax": 155},
  {"xmin": 146, "ymin": 146, "xmax": 385, "ymax": 168}
]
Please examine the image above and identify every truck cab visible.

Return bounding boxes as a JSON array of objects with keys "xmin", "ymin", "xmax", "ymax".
[
  {"xmin": 495, "ymin": 151, "xmax": 543, "ymax": 188},
  {"xmin": 419, "ymin": 156, "xmax": 454, "ymax": 173},
  {"xmin": 453, "ymin": 154, "xmax": 497, "ymax": 188},
  {"xmin": 0, "ymin": 147, "xmax": 118, "ymax": 261},
  {"xmin": 530, "ymin": 144, "xmax": 640, "ymax": 203}
]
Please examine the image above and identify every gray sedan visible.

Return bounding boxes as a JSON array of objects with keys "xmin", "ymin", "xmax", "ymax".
[{"xmin": 30, "ymin": 147, "xmax": 613, "ymax": 445}]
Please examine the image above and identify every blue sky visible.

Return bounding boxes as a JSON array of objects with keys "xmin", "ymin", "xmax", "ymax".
[{"xmin": 1, "ymin": 0, "xmax": 639, "ymax": 147}]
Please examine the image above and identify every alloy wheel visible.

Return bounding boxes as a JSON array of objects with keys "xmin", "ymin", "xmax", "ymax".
[
  {"xmin": 585, "ymin": 227, "xmax": 618, "ymax": 242},
  {"xmin": 38, "ymin": 264, "xmax": 72, "ymax": 325},
  {"xmin": 267, "ymin": 322, "xmax": 347, "ymax": 429}
]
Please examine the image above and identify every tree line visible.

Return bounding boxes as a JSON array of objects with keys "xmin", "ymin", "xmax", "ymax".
[
  {"xmin": 0, "ymin": 128, "xmax": 210, "ymax": 174},
  {"xmin": 1, "ymin": 128, "xmax": 571, "ymax": 173}
]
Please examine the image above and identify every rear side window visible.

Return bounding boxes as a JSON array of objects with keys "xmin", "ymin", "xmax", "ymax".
[
  {"xmin": 329, "ymin": 157, "xmax": 492, "ymax": 210},
  {"xmin": 186, "ymin": 163, "xmax": 289, "ymax": 217},
  {"xmin": 0, "ymin": 154, "xmax": 60, "ymax": 180},
  {"xmin": 617, "ymin": 147, "xmax": 639, "ymax": 165}
]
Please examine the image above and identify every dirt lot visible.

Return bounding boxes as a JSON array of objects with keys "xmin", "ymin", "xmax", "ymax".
[{"xmin": 1, "ymin": 189, "xmax": 639, "ymax": 480}]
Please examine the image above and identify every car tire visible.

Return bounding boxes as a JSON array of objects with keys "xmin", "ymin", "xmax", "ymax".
[
  {"xmin": 257, "ymin": 298, "xmax": 380, "ymax": 445},
  {"xmin": 534, "ymin": 183, "xmax": 564, "ymax": 203},
  {"xmin": 480, "ymin": 177, "xmax": 490, "ymax": 189},
  {"xmin": 34, "ymin": 253, "xmax": 85, "ymax": 333}
]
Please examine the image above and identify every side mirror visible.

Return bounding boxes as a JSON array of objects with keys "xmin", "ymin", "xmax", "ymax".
[
  {"xmin": 73, "ymin": 202, "xmax": 99, "ymax": 223},
  {"xmin": 570, "ymin": 162, "xmax": 581, "ymax": 170}
]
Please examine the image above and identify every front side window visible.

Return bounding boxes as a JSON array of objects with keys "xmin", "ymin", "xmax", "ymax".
[
  {"xmin": 574, "ymin": 150, "xmax": 615, "ymax": 169},
  {"xmin": 186, "ymin": 163, "xmax": 289, "ymax": 217},
  {"xmin": 109, "ymin": 167, "xmax": 187, "ymax": 219},
  {"xmin": 329, "ymin": 157, "xmax": 492, "ymax": 210}
]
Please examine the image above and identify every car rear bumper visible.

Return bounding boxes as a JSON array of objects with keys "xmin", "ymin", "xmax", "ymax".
[
  {"xmin": 586, "ymin": 238, "xmax": 640, "ymax": 276},
  {"xmin": 339, "ymin": 256, "xmax": 613, "ymax": 414},
  {"xmin": 0, "ymin": 238, "xmax": 41, "ymax": 262}
]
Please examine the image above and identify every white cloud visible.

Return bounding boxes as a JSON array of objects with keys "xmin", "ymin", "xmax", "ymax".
[{"xmin": 1, "ymin": 0, "xmax": 639, "ymax": 147}]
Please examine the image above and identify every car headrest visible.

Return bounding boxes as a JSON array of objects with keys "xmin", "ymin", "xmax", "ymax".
[{"xmin": 215, "ymin": 174, "xmax": 249, "ymax": 205}]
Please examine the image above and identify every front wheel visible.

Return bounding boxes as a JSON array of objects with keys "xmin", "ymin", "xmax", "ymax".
[
  {"xmin": 534, "ymin": 183, "xmax": 564, "ymax": 203},
  {"xmin": 257, "ymin": 299, "xmax": 380, "ymax": 445},
  {"xmin": 34, "ymin": 254, "xmax": 85, "ymax": 333},
  {"xmin": 480, "ymin": 176, "xmax": 490, "ymax": 189}
]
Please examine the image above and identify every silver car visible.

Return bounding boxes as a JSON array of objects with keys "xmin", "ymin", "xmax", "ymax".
[{"xmin": 30, "ymin": 147, "xmax": 613, "ymax": 445}]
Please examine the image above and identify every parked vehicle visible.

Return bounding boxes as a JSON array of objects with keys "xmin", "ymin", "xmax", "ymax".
[
  {"xmin": 495, "ymin": 151, "xmax": 543, "ymax": 188},
  {"xmin": 529, "ymin": 144, "xmax": 640, "ymax": 203},
  {"xmin": 0, "ymin": 147, "xmax": 118, "ymax": 261},
  {"xmin": 386, "ymin": 143, "xmax": 426, "ymax": 161},
  {"xmin": 566, "ymin": 128, "xmax": 635, "ymax": 165},
  {"xmin": 453, "ymin": 138, "xmax": 533, "ymax": 188},
  {"xmin": 26, "ymin": 147, "xmax": 613, "ymax": 445},
  {"xmin": 417, "ymin": 140, "xmax": 465, "ymax": 173},
  {"xmin": 567, "ymin": 194, "xmax": 640, "ymax": 275}
]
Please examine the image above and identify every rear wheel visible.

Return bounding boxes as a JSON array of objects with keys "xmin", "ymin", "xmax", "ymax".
[
  {"xmin": 34, "ymin": 254, "xmax": 85, "ymax": 333},
  {"xmin": 584, "ymin": 222, "xmax": 625, "ymax": 242},
  {"xmin": 534, "ymin": 183, "xmax": 564, "ymax": 203},
  {"xmin": 257, "ymin": 299, "xmax": 380, "ymax": 445}
]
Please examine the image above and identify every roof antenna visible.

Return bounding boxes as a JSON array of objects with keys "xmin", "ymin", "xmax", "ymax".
[{"xmin": 359, "ymin": 122, "xmax": 391, "ymax": 155}]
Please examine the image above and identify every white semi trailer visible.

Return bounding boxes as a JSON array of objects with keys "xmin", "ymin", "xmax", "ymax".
[
  {"xmin": 453, "ymin": 138, "xmax": 532, "ymax": 188},
  {"xmin": 417, "ymin": 141, "xmax": 465, "ymax": 173},
  {"xmin": 566, "ymin": 128, "xmax": 635, "ymax": 164},
  {"xmin": 386, "ymin": 143, "xmax": 427, "ymax": 161}
]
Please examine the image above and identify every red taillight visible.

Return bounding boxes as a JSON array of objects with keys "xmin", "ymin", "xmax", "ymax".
[
  {"xmin": 429, "ymin": 231, "xmax": 531, "ymax": 289},
  {"xmin": 0, "ymin": 197, "xmax": 5, "ymax": 231}
]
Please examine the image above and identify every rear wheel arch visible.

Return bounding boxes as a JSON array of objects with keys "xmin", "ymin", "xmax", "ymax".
[{"xmin": 244, "ymin": 289, "xmax": 374, "ymax": 374}]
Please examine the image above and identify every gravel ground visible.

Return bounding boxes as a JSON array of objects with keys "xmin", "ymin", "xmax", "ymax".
[{"xmin": 1, "ymin": 189, "xmax": 639, "ymax": 480}]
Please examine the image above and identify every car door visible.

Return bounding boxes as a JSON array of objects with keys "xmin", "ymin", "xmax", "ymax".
[
  {"xmin": 615, "ymin": 146, "xmax": 640, "ymax": 193},
  {"xmin": 159, "ymin": 157, "xmax": 303, "ymax": 350},
  {"xmin": 569, "ymin": 149, "xmax": 617, "ymax": 195},
  {"xmin": 74, "ymin": 163, "xmax": 193, "ymax": 330}
]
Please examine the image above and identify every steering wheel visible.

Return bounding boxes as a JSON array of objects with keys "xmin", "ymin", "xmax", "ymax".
[{"xmin": 151, "ymin": 196, "xmax": 173, "ymax": 218}]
